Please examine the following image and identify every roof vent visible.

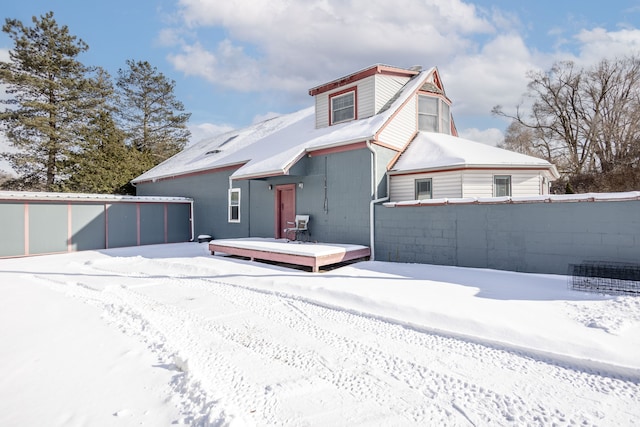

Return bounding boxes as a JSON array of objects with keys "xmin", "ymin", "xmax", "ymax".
[{"xmin": 409, "ymin": 65, "xmax": 422, "ymax": 72}]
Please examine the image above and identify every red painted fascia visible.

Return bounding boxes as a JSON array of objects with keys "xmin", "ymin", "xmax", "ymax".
[
  {"xmin": 133, "ymin": 163, "xmax": 245, "ymax": 185},
  {"xmin": 307, "ymin": 141, "xmax": 369, "ymax": 157},
  {"xmin": 308, "ymin": 64, "xmax": 419, "ymax": 96}
]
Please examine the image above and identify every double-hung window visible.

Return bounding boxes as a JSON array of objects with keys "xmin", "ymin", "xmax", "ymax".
[
  {"xmin": 415, "ymin": 178, "xmax": 433, "ymax": 200},
  {"xmin": 228, "ymin": 188, "xmax": 240, "ymax": 222},
  {"xmin": 418, "ymin": 95, "xmax": 451, "ymax": 134},
  {"xmin": 331, "ymin": 90, "xmax": 355, "ymax": 124},
  {"xmin": 493, "ymin": 175, "xmax": 512, "ymax": 197}
]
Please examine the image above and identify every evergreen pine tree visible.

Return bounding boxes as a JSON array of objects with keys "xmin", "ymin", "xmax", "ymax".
[
  {"xmin": 0, "ymin": 12, "xmax": 102, "ymax": 191},
  {"xmin": 116, "ymin": 60, "xmax": 190, "ymax": 171},
  {"xmin": 62, "ymin": 69, "xmax": 143, "ymax": 195}
]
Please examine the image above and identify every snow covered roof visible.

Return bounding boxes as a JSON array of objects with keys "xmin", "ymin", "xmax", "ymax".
[
  {"xmin": 0, "ymin": 190, "xmax": 192, "ymax": 203},
  {"xmin": 132, "ymin": 68, "xmax": 432, "ymax": 184},
  {"xmin": 390, "ymin": 132, "xmax": 559, "ymax": 178},
  {"xmin": 383, "ymin": 191, "xmax": 640, "ymax": 207}
]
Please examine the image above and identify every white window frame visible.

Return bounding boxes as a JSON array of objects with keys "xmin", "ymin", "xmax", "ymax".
[
  {"xmin": 330, "ymin": 90, "xmax": 355, "ymax": 124},
  {"xmin": 418, "ymin": 94, "xmax": 451, "ymax": 134},
  {"xmin": 415, "ymin": 178, "xmax": 433, "ymax": 200},
  {"xmin": 228, "ymin": 188, "xmax": 241, "ymax": 223},
  {"xmin": 493, "ymin": 175, "xmax": 512, "ymax": 197},
  {"xmin": 440, "ymin": 101, "xmax": 450, "ymax": 134}
]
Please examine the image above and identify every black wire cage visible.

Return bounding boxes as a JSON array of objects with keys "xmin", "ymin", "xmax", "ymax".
[{"xmin": 569, "ymin": 261, "xmax": 640, "ymax": 296}]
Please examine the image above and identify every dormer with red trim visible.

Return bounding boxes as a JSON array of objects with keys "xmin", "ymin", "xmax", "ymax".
[{"xmin": 308, "ymin": 64, "xmax": 421, "ymax": 129}]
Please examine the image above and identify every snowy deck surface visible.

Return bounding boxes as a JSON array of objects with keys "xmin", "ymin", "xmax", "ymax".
[{"xmin": 209, "ymin": 238, "xmax": 371, "ymax": 271}]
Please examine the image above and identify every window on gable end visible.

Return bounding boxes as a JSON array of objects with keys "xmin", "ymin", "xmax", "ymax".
[
  {"xmin": 330, "ymin": 90, "xmax": 355, "ymax": 124},
  {"xmin": 440, "ymin": 102, "xmax": 450, "ymax": 134},
  {"xmin": 228, "ymin": 188, "xmax": 240, "ymax": 222},
  {"xmin": 418, "ymin": 96, "xmax": 438, "ymax": 132},
  {"xmin": 418, "ymin": 94, "xmax": 451, "ymax": 134}
]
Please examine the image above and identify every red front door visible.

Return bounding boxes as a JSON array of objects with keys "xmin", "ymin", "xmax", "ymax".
[{"xmin": 275, "ymin": 184, "xmax": 296, "ymax": 238}]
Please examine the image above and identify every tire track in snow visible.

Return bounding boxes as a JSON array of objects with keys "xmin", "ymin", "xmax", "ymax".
[
  {"xmin": 32, "ymin": 274, "xmax": 273, "ymax": 426},
  {"xmin": 55, "ymin": 261, "xmax": 455, "ymax": 424},
  {"xmin": 188, "ymin": 278, "xmax": 559, "ymax": 425},
  {"xmin": 45, "ymin": 257, "xmax": 640, "ymax": 425},
  {"xmin": 182, "ymin": 275, "xmax": 640, "ymax": 426}
]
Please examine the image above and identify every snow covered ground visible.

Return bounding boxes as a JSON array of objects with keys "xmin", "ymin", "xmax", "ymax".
[{"xmin": 1, "ymin": 242, "xmax": 639, "ymax": 426}]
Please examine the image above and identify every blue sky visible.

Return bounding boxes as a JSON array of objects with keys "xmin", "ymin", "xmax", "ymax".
[{"xmin": 1, "ymin": 0, "xmax": 640, "ymax": 149}]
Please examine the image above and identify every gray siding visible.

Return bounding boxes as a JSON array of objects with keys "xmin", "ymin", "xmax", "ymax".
[
  {"xmin": 0, "ymin": 197, "xmax": 191, "ymax": 258},
  {"xmin": 357, "ymin": 76, "xmax": 376, "ymax": 119},
  {"xmin": 140, "ymin": 203, "xmax": 165, "ymax": 245},
  {"xmin": 263, "ymin": 148, "xmax": 374, "ymax": 245},
  {"xmin": 377, "ymin": 95, "xmax": 417, "ymax": 150},
  {"xmin": 167, "ymin": 203, "xmax": 192, "ymax": 243},
  {"xmin": 374, "ymin": 200, "xmax": 640, "ymax": 275},
  {"xmin": 29, "ymin": 203, "xmax": 68, "ymax": 254},
  {"xmin": 71, "ymin": 204, "xmax": 105, "ymax": 251},
  {"xmin": 137, "ymin": 170, "xmax": 244, "ymax": 239},
  {"xmin": 0, "ymin": 203, "xmax": 25, "ymax": 257},
  {"xmin": 374, "ymin": 75, "xmax": 410, "ymax": 113},
  {"xmin": 390, "ymin": 170, "xmax": 549, "ymax": 201},
  {"xmin": 137, "ymin": 148, "xmax": 376, "ymax": 246},
  {"xmin": 107, "ymin": 203, "xmax": 138, "ymax": 248},
  {"xmin": 303, "ymin": 149, "xmax": 372, "ymax": 245},
  {"xmin": 314, "ymin": 74, "xmax": 411, "ymax": 128}
]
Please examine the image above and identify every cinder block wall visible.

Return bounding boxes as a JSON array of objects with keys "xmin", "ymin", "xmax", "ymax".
[{"xmin": 374, "ymin": 200, "xmax": 640, "ymax": 275}]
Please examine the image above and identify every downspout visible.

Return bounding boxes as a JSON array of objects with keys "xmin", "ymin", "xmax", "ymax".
[
  {"xmin": 189, "ymin": 199, "xmax": 195, "ymax": 242},
  {"xmin": 366, "ymin": 140, "xmax": 389, "ymax": 261}
]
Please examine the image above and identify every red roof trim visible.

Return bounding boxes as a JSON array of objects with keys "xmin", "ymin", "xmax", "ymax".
[
  {"xmin": 134, "ymin": 163, "xmax": 244, "ymax": 185},
  {"xmin": 309, "ymin": 65, "xmax": 419, "ymax": 96},
  {"xmin": 307, "ymin": 141, "xmax": 368, "ymax": 157}
]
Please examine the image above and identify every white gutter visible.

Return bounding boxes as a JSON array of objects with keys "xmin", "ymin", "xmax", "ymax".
[{"xmin": 366, "ymin": 140, "xmax": 389, "ymax": 261}]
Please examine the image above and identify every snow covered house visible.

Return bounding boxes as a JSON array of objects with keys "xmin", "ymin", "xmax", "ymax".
[
  {"xmin": 388, "ymin": 132, "xmax": 559, "ymax": 202},
  {"xmin": 132, "ymin": 64, "xmax": 558, "ymax": 247}
]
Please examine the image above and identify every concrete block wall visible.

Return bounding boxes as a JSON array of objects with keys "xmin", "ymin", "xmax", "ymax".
[{"xmin": 374, "ymin": 200, "xmax": 640, "ymax": 275}]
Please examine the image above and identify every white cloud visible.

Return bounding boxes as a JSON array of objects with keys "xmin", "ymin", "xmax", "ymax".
[
  {"xmin": 168, "ymin": 0, "xmax": 495, "ymax": 94},
  {"xmin": 572, "ymin": 28, "xmax": 640, "ymax": 64},
  {"xmin": 458, "ymin": 127, "xmax": 504, "ymax": 146},
  {"xmin": 164, "ymin": 1, "xmax": 640, "ymax": 136},
  {"xmin": 442, "ymin": 34, "xmax": 540, "ymax": 118}
]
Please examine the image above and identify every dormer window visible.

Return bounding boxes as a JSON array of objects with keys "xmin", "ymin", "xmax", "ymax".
[
  {"xmin": 418, "ymin": 94, "xmax": 451, "ymax": 134},
  {"xmin": 330, "ymin": 88, "xmax": 356, "ymax": 124}
]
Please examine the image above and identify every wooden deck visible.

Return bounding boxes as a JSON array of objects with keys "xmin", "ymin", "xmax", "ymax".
[{"xmin": 209, "ymin": 238, "xmax": 371, "ymax": 272}]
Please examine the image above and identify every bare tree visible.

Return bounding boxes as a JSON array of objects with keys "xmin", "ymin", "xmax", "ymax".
[
  {"xmin": 499, "ymin": 120, "xmax": 555, "ymax": 162},
  {"xmin": 584, "ymin": 58, "xmax": 640, "ymax": 173},
  {"xmin": 493, "ymin": 56, "xmax": 640, "ymax": 191}
]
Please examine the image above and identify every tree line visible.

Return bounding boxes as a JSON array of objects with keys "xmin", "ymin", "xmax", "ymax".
[
  {"xmin": 0, "ymin": 11, "xmax": 190, "ymax": 194},
  {"xmin": 493, "ymin": 56, "xmax": 640, "ymax": 193}
]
